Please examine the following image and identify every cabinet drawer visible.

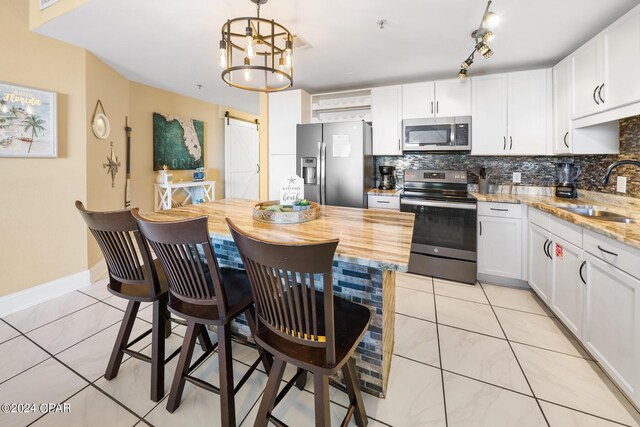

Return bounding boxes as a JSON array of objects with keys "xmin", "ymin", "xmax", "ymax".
[
  {"xmin": 529, "ymin": 207, "xmax": 550, "ymax": 229},
  {"xmin": 584, "ymin": 230, "xmax": 640, "ymax": 279},
  {"xmin": 550, "ymin": 215, "xmax": 583, "ymax": 247},
  {"xmin": 368, "ymin": 195, "xmax": 400, "ymax": 210},
  {"xmin": 478, "ymin": 202, "xmax": 522, "ymax": 218}
]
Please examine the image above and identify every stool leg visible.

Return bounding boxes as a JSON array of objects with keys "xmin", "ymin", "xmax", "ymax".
[
  {"xmin": 218, "ymin": 323, "xmax": 236, "ymax": 427},
  {"xmin": 295, "ymin": 369, "xmax": 308, "ymax": 390},
  {"xmin": 255, "ymin": 358, "xmax": 286, "ymax": 427},
  {"xmin": 342, "ymin": 358, "xmax": 368, "ymax": 427},
  {"xmin": 105, "ymin": 300, "xmax": 140, "ymax": 380},
  {"xmin": 244, "ymin": 307, "xmax": 273, "ymax": 373},
  {"xmin": 313, "ymin": 373, "xmax": 330, "ymax": 427},
  {"xmin": 150, "ymin": 297, "xmax": 167, "ymax": 402},
  {"xmin": 197, "ymin": 325, "xmax": 215, "ymax": 352},
  {"xmin": 163, "ymin": 300, "xmax": 172, "ymax": 339},
  {"xmin": 166, "ymin": 321, "xmax": 199, "ymax": 413}
]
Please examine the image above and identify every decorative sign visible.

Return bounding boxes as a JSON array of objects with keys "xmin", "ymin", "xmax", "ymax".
[
  {"xmin": 555, "ymin": 244, "xmax": 563, "ymax": 260},
  {"xmin": 0, "ymin": 81, "xmax": 57, "ymax": 158},
  {"xmin": 280, "ymin": 175, "xmax": 304, "ymax": 205}
]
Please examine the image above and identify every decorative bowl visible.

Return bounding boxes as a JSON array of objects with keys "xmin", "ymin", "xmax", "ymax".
[{"xmin": 253, "ymin": 201, "xmax": 320, "ymax": 224}]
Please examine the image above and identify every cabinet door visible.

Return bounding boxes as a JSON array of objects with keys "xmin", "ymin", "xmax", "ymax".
[
  {"xmin": 478, "ymin": 216, "xmax": 522, "ymax": 279},
  {"xmin": 435, "ymin": 79, "xmax": 471, "ymax": 117},
  {"xmin": 604, "ymin": 6, "xmax": 640, "ymax": 110},
  {"xmin": 471, "ymin": 74, "xmax": 508, "ymax": 155},
  {"xmin": 268, "ymin": 91, "xmax": 302, "ymax": 155},
  {"xmin": 584, "ymin": 254, "xmax": 640, "ymax": 399},
  {"xmin": 550, "ymin": 237, "xmax": 585, "ymax": 337},
  {"xmin": 268, "ymin": 154, "xmax": 296, "ymax": 199},
  {"xmin": 571, "ymin": 38, "xmax": 603, "ymax": 119},
  {"xmin": 528, "ymin": 223, "xmax": 552, "ymax": 303},
  {"xmin": 507, "ymin": 70, "xmax": 550, "ymax": 155},
  {"xmin": 553, "ymin": 58, "xmax": 572, "ymax": 154},
  {"xmin": 402, "ymin": 82, "xmax": 435, "ymax": 119},
  {"xmin": 372, "ymin": 86, "xmax": 402, "ymax": 155}
]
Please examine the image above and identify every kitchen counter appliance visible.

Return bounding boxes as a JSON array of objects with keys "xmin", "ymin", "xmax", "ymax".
[
  {"xmin": 402, "ymin": 116, "xmax": 471, "ymax": 152},
  {"xmin": 297, "ymin": 121, "xmax": 373, "ymax": 208},
  {"xmin": 401, "ymin": 169, "xmax": 477, "ymax": 284},
  {"xmin": 378, "ymin": 165, "xmax": 396, "ymax": 190},
  {"xmin": 555, "ymin": 163, "xmax": 581, "ymax": 199}
]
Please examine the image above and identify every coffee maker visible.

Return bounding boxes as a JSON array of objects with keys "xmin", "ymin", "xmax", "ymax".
[
  {"xmin": 378, "ymin": 165, "xmax": 396, "ymax": 190},
  {"xmin": 555, "ymin": 163, "xmax": 581, "ymax": 198}
]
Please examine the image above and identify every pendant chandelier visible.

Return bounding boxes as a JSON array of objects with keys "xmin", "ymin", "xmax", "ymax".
[{"xmin": 219, "ymin": 0, "xmax": 293, "ymax": 92}]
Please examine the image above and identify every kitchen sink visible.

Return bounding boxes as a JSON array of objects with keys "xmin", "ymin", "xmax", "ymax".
[{"xmin": 555, "ymin": 206, "xmax": 639, "ymax": 223}]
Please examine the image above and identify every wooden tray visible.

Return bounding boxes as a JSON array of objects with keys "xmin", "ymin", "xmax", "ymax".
[{"xmin": 253, "ymin": 201, "xmax": 321, "ymax": 224}]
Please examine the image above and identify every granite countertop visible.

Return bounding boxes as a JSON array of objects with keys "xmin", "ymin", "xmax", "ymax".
[
  {"xmin": 141, "ymin": 199, "xmax": 415, "ymax": 271},
  {"xmin": 367, "ymin": 188, "xmax": 402, "ymax": 197},
  {"xmin": 472, "ymin": 190, "xmax": 640, "ymax": 250}
]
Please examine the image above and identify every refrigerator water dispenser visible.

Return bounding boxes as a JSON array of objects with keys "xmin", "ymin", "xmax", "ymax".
[{"xmin": 301, "ymin": 157, "xmax": 317, "ymax": 185}]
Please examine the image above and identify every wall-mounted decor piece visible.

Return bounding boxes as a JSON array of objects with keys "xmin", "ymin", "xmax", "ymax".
[
  {"xmin": 153, "ymin": 112, "xmax": 204, "ymax": 170},
  {"xmin": 39, "ymin": 0, "xmax": 61, "ymax": 10},
  {"xmin": 91, "ymin": 100, "xmax": 110, "ymax": 140},
  {"xmin": 103, "ymin": 141, "xmax": 120, "ymax": 188},
  {"xmin": 0, "ymin": 81, "xmax": 57, "ymax": 158}
]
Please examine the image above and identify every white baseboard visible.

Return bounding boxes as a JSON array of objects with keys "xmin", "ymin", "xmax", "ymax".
[
  {"xmin": 89, "ymin": 259, "xmax": 107, "ymax": 283},
  {"xmin": 0, "ymin": 270, "xmax": 91, "ymax": 318}
]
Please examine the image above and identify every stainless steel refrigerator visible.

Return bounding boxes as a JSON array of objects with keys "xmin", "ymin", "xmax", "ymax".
[{"xmin": 296, "ymin": 121, "xmax": 373, "ymax": 208}]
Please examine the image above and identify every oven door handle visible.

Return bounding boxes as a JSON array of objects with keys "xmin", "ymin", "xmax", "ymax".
[{"xmin": 401, "ymin": 199, "xmax": 477, "ymax": 210}]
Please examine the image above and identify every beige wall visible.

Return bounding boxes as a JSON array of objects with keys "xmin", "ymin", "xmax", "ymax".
[
  {"xmin": 85, "ymin": 53, "xmax": 131, "ymax": 266},
  {"xmin": 29, "ymin": 0, "xmax": 89, "ymax": 30},
  {"xmin": 0, "ymin": 0, "xmax": 88, "ymax": 296}
]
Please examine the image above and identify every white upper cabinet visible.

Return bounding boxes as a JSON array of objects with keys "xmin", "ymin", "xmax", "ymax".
[
  {"xmin": 470, "ymin": 74, "xmax": 508, "ymax": 155},
  {"xmin": 401, "ymin": 79, "xmax": 470, "ymax": 120},
  {"xmin": 371, "ymin": 86, "xmax": 402, "ymax": 156},
  {"xmin": 402, "ymin": 82, "xmax": 435, "ymax": 119},
  {"xmin": 553, "ymin": 57, "xmax": 572, "ymax": 154},
  {"xmin": 268, "ymin": 89, "xmax": 310, "ymax": 155},
  {"xmin": 472, "ymin": 70, "xmax": 549, "ymax": 156},
  {"xmin": 507, "ymin": 70, "xmax": 550, "ymax": 155},
  {"xmin": 571, "ymin": 37, "xmax": 604, "ymax": 120},
  {"xmin": 604, "ymin": 6, "xmax": 640, "ymax": 111}
]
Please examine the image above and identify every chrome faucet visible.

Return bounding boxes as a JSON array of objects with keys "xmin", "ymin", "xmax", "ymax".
[{"xmin": 601, "ymin": 160, "xmax": 640, "ymax": 185}]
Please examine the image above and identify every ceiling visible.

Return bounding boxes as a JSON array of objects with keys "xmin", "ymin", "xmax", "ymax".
[{"xmin": 35, "ymin": 0, "xmax": 640, "ymax": 115}]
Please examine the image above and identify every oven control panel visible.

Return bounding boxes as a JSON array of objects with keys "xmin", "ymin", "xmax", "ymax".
[{"xmin": 404, "ymin": 170, "xmax": 468, "ymax": 184}]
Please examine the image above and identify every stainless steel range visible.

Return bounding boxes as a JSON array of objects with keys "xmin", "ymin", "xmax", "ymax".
[{"xmin": 401, "ymin": 170, "xmax": 477, "ymax": 284}]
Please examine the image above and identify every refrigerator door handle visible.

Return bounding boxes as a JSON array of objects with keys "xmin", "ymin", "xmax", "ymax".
[{"xmin": 320, "ymin": 141, "xmax": 327, "ymax": 205}]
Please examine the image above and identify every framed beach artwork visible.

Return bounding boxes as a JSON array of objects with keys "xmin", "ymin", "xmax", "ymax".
[
  {"xmin": 0, "ymin": 82, "xmax": 57, "ymax": 158},
  {"xmin": 153, "ymin": 112, "xmax": 204, "ymax": 170},
  {"xmin": 39, "ymin": 0, "xmax": 61, "ymax": 10}
]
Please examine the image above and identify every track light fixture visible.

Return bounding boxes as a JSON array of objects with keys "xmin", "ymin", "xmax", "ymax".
[{"xmin": 457, "ymin": 0, "xmax": 499, "ymax": 78}]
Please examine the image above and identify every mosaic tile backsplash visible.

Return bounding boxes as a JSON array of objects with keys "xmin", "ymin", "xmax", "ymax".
[{"xmin": 376, "ymin": 115, "xmax": 640, "ymax": 198}]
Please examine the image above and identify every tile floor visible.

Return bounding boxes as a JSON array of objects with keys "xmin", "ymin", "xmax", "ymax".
[{"xmin": 1, "ymin": 274, "xmax": 639, "ymax": 426}]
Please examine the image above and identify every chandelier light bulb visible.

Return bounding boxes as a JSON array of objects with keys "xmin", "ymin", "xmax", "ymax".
[
  {"xmin": 218, "ymin": 41, "xmax": 227, "ymax": 68},
  {"xmin": 484, "ymin": 11, "xmax": 500, "ymax": 27},
  {"xmin": 245, "ymin": 26, "xmax": 255, "ymax": 59},
  {"xmin": 278, "ymin": 56, "xmax": 286, "ymax": 81},
  {"xmin": 284, "ymin": 40, "xmax": 293, "ymax": 68},
  {"xmin": 243, "ymin": 57, "xmax": 251, "ymax": 81}
]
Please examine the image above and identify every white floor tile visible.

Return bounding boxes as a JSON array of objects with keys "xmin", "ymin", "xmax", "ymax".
[
  {"xmin": 540, "ymin": 401, "xmax": 628, "ymax": 427},
  {"xmin": 32, "ymin": 385, "xmax": 139, "ymax": 427},
  {"xmin": 0, "ymin": 358, "xmax": 88, "ymax": 427},
  {"xmin": 513, "ymin": 343, "xmax": 640, "ymax": 426},
  {"xmin": 495, "ymin": 307, "xmax": 589, "ymax": 358},
  {"xmin": 396, "ymin": 286, "xmax": 436, "ymax": 322},
  {"xmin": 3, "ymin": 291, "xmax": 97, "ymax": 333},
  {"xmin": 438, "ymin": 325, "xmax": 530, "ymax": 395},
  {"xmin": 0, "ymin": 321, "xmax": 19, "ymax": 344},
  {"xmin": 394, "ymin": 314, "xmax": 440, "ymax": 367},
  {"xmin": 27, "ymin": 303, "xmax": 124, "ymax": 355},
  {"xmin": 443, "ymin": 371, "xmax": 547, "ymax": 427},
  {"xmin": 481, "ymin": 283, "xmax": 553, "ymax": 317},
  {"xmin": 433, "ymin": 278, "xmax": 488, "ymax": 304},
  {"xmin": 397, "ymin": 273, "xmax": 433, "ymax": 293},
  {"xmin": 77, "ymin": 280, "xmax": 112, "ymax": 301},
  {"xmin": 145, "ymin": 356, "xmax": 267, "ymax": 427},
  {"xmin": 435, "ymin": 295, "xmax": 504, "ymax": 338},
  {"xmin": 361, "ymin": 355, "xmax": 446, "ymax": 426},
  {"xmin": 0, "ymin": 336, "xmax": 50, "ymax": 384}
]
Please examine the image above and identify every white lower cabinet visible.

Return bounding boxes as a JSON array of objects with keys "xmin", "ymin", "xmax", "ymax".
[
  {"xmin": 478, "ymin": 216, "xmax": 522, "ymax": 279},
  {"xmin": 528, "ymin": 223, "xmax": 552, "ymax": 303},
  {"xmin": 550, "ymin": 236, "xmax": 585, "ymax": 337},
  {"xmin": 584, "ymin": 253, "xmax": 640, "ymax": 400}
]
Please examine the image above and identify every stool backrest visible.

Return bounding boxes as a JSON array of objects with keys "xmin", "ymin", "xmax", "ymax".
[
  {"xmin": 226, "ymin": 218, "xmax": 339, "ymax": 366},
  {"xmin": 132, "ymin": 210, "xmax": 228, "ymax": 314},
  {"xmin": 75, "ymin": 201, "xmax": 159, "ymax": 293}
]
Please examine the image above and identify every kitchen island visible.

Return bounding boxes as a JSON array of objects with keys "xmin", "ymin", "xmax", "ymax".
[{"xmin": 142, "ymin": 198, "xmax": 415, "ymax": 397}]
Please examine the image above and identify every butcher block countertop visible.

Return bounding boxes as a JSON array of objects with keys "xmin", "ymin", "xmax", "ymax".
[
  {"xmin": 141, "ymin": 199, "xmax": 415, "ymax": 271},
  {"xmin": 472, "ymin": 190, "xmax": 640, "ymax": 250}
]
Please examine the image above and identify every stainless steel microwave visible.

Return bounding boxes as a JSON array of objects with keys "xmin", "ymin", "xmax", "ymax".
[{"xmin": 402, "ymin": 116, "xmax": 471, "ymax": 152}]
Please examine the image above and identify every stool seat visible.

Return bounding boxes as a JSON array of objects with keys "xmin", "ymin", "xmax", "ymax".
[{"xmin": 108, "ymin": 259, "xmax": 168, "ymax": 302}]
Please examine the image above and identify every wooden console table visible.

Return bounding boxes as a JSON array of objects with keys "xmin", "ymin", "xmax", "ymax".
[{"xmin": 154, "ymin": 181, "xmax": 215, "ymax": 211}]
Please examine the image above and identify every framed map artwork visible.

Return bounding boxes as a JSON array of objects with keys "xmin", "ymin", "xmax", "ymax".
[{"xmin": 153, "ymin": 113, "xmax": 205, "ymax": 170}]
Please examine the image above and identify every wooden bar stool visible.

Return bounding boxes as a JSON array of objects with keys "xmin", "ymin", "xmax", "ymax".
[
  {"xmin": 133, "ymin": 211, "xmax": 271, "ymax": 427},
  {"xmin": 226, "ymin": 219, "xmax": 371, "ymax": 427},
  {"xmin": 75, "ymin": 201, "xmax": 214, "ymax": 402}
]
